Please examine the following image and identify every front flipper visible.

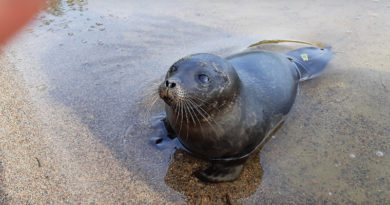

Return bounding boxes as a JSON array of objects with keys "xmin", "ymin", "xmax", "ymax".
[
  {"xmin": 195, "ymin": 159, "xmax": 247, "ymax": 183},
  {"xmin": 150, "ymin": 117, "xmax": 176, "ymax": 147}
]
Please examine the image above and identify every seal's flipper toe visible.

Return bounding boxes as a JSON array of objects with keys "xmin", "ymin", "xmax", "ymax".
[
  {"xmin": 286, "ymin": 46, "xmax": 333, "ymax": 81},
  {"xmin": 195, "ymin": 164, "xmax": 243, "ymax": 183}
]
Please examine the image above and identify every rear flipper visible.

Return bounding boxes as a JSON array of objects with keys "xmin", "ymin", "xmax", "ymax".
[
  {"xmin": 195, "ymin": 158, "xmax": 247, "ymax": 182},
  {"xmin": 286, "ymin": 46, "xmax": 333, "ymax": 81}
]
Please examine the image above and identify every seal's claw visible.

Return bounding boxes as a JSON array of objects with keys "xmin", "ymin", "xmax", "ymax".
[{"xmin": 195, "ymin": 164, "xmax": 244, "ymax": 183}]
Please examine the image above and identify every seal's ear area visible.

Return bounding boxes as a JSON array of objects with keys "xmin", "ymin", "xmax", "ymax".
[
  {"xmin": 286, "ymin": 46, "xmax": 333, "ymax": 81},
  {"xmin": 217, "ymin": 73, "xmax": 231, "ymax": 86}
]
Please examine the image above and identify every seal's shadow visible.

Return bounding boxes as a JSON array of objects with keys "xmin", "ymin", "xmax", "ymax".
[{"xmin": 163, "ymin": 146, "xmax": 263, "ymax": 203}]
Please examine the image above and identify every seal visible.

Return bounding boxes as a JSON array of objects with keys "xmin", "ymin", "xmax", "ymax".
[{"xmin": 158, "ymin": 46, "xmax": 332, "ymax": 182}]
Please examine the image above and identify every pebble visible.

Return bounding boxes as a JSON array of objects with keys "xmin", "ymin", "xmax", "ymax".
[
  {"xmin": 376, "ymin": 151, "xmax": 384, "ymax": 157},
  {"xmin": 37, "ymin": 85, "xmax": 47, "ymax": 91},
  {"xmin": 328, "ymin": 192, "xmax": 332, "ymax": 196},
  {"xmin": 370, "ymin": 13, "xmax": 378, "ymax": 17},
  {"xmin": 349, "ymin": 153, "xmax": 356, "ymax": 158}
]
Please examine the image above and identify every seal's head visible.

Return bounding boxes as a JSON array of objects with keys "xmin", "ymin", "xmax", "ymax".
[{"xmin": 159, "ymin": 53, "xmax": 240, "ymax": 117}]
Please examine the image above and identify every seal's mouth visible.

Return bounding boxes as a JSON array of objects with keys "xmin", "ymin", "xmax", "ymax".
[{"xmin": 158, "ymin": 85, "xmax": 176, "ymax": 106}]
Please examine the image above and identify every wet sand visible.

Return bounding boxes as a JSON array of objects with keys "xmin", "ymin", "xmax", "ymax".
[
  {"xmin": 0, "ymin": 56, "xmax": 170, "ymax": 203},
  {"xmin": 1, "ymin": 0, "xmax": 390, "ymax": 204}
]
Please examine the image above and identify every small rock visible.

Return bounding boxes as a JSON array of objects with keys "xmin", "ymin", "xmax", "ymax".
[
  {"xmin": 376, "ymin": 151, "xmax": 384, "ymax": 157},
  {"xmin": 96, "ymin": 22, "xmax": 103, "ymax": 26},
  {"xmin": 328, "ymin": 192, "xmax": 332, "ymax": 196},
  {"xmin": 99, "ymin": 27, "xmax": 105, "ymax": 31},
  {"xmin": 67, "ymin": 32, "xmax": 74, "ymax": 36},
  {"xmin": 43, "ymin": 20, "xmax": 51, "ymax": 25},
  {"xmin": 37, "ymin": 85, "xmax": 47, "ymax": 91},
  {"xmin": 349, "ymin": 153, "xmax": 356, "ymax": 158},
  {"xmin": 370, "ymin": 13, "xmax": 378, "ymax": 17}
]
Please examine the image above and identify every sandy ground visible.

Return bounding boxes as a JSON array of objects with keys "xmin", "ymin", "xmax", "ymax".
[{"xmin": 0, "ymin": 56, "xmax": 171, "ymax": 204}]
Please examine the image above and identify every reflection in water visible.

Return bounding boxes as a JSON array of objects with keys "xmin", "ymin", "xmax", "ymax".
[{"xmin": 46, "ymin": 0, "xmax": 88, "ymax": 16}]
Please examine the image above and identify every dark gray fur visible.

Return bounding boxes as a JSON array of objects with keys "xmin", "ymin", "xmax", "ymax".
[{"xmin": 159, "ymin": 49, "xmax": 327, "ymax": 182}]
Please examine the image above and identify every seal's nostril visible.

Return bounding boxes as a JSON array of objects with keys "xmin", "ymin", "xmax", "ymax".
[{"xmin": 165, "ymin": 80, "xmax": 176, "ymax": 88}]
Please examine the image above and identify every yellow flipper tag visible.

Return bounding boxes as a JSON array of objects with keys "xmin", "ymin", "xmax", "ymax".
[{"xmin": 300, "ymin": 54, "xmax": 309, "ymax": 61}]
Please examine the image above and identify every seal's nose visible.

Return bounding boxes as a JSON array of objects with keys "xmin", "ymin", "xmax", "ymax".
[{"xmin": 165, "ymin": 80, "xmax": 176, "ymax": 88}]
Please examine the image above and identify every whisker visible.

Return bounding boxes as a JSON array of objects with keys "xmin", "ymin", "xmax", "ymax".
[
  {"xmin": 191, "ymin": 99, "xmax": 223, "ymax": 131},
  {"xmin": 178, "ymin": 100, "xmax": 184, "ymax": 137},
  {"xmin": 185, "ymin": 99, "xmax": 205, "ymax": 138},
  {"xmin": 143, "ymin": 94, "xmax": 160, "ymax": 122},
  {"xmin": 183, "ymin": 99, "xmax": 197, "ymax": 126},
  {"xmin": 187, "ymin": 98, "xmax": 222, "ymax": 137},
  {"xmin": 183, "ymin": 101, "xmax": 190, "ymax": 141},
  {"xmin": 187, "ymin": 95, "xmax": 222, "ymax": 113}
]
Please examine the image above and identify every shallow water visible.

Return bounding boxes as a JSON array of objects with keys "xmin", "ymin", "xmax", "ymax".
[{"xmin": 1, "ymin": 0, "xmax": 390, "ymax": 203}]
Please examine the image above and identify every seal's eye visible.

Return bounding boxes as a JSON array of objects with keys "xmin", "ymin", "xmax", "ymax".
[
  {"xmin": 198, "ymin": 74, "xmax": 210, "ymax": 84},
  {"xmin": 170, "ymin": 66, "xmax": 177, "ymax": 72}
]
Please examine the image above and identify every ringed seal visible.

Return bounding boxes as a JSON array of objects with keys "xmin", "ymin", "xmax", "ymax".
[{"xmin": 158, "ymin": 46, "xmax": 333, "ymax": 182}]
